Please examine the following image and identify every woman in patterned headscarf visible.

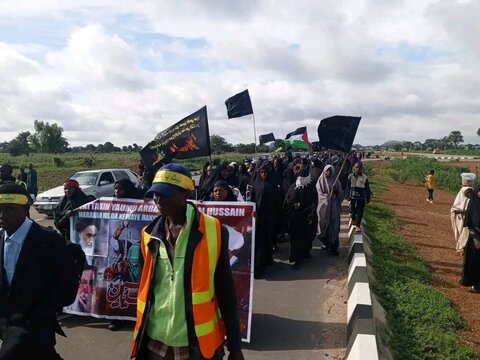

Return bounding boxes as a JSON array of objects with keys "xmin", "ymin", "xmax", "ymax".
[{"xmin": 316, "ymin": 165, "xmax": 343, "ymax": 256}]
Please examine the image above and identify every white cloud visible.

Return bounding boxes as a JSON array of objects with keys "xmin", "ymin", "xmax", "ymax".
[{"xmin": 0, "ymin": 0, "xmax": 479, "ymax": 148}]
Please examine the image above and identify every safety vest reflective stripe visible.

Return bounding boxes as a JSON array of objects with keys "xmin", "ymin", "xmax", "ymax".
[
  {"xmin": 191, "ymin": 214, "xmax": 224, "ymax": 358},
  {"xmin": 131, "ymin": 212, "xmax": 225, "ymax": 359},
  {"xmin": 204, "ymin": 215, "xmax": 218, "ymax": 298},
  {"xmin": 131, "ymin": 230, "xmax": 154, "ymax": 357},
  {"xmin": 192, "ymin": 290, "xmax": 212, "ymax": 304},
  {"xmin": 137, "ymin": 299, "xmax": 146, "ymax": 313},
  {"xmin": 195, "ymin": 308, "xmax": 221, "ymax": 337}
]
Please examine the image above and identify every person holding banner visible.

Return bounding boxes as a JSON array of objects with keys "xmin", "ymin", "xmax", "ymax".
[
  {"xmin": 212, "ymin": 180, "xmax": 238, "ymax": 202},
  {"xmin": 131, "ymin": 163, "xmax": 244, "ymax": 360},
  {"xmin": 54, "ymin": 179, "xmax": 91, "ymax": 242}
]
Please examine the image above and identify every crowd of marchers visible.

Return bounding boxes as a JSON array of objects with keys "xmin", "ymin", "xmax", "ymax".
[
  {"xmin": 139, "ymin": 149, "xmax": 372, "ymax": 279},
  {"xmin": 0, "ymin": 148, "xmax": 373, "ymax": 359}
]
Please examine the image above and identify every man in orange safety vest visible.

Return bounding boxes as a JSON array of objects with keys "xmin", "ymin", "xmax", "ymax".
[{"xmin": 131, "ymin": 163, "xmax": 244, "ymax": 360}]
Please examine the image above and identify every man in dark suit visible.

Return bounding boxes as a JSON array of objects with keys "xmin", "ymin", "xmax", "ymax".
[{"xmin": 0, "ymin": 184, "xmax": 79, "ymax": 359}]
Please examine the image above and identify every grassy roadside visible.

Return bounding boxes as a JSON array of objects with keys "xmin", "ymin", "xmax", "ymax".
[
  {"xmin": 363, "ymin": 164, "xmax": 479, "ymax": 360},
  {"xmin": 390, "ymin": 157, "xmax": 471, "ymax": 193}
]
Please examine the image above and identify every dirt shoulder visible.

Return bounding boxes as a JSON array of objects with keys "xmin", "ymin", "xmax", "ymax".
[{"xmin": 379, "ymin": 176, "xmax": 480, "ymax": 352}]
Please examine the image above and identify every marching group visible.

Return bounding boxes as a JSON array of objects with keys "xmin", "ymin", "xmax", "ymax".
[
  {"xmin": 191, "ymin": 150, "xmax": 372, "ymax": 278},
  {"xmin": 0, "ymin": 150, "xmax": 372, "ymax": 359}
]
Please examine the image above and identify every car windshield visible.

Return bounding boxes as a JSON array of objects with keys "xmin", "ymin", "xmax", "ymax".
[{"xmin": 70, "ymin": 172, "xmax": 98, "ymax": 186}]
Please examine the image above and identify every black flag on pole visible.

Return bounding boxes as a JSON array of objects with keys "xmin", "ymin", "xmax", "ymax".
[
  {"xmin": 225, "ymin": 89, "xmax": 253, "ymax": 119},
  {"xmin": 140, "ymin": 106, "xmax": 211, "ymax": 168},
  {"xmin": 317, "ymin": 115, "xmax": 361, "ymax": 152},
  {"xmin": 259, "ymin": 133, "xmax": 275, "ymax": 145}
]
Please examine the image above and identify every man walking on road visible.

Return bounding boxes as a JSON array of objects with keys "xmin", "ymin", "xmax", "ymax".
[
  {"xmin": 0, "ymin": 184, "xmax": 82, "ymax": 359},
  {"xmin": 131, "ymin": 163, "xmax": 244, "ymax": 360}
]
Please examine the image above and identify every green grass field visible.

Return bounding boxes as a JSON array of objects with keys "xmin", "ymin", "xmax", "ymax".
[
  {"xmin": 0, "ymin": 152, "xmax": 255, "ymax": 191},
  {"xmin": 390, "ymin": 157, "xmax": 472, "ymax": 193}
]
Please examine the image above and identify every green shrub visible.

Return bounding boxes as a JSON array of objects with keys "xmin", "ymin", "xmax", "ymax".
[
  {"xmin": 83, "ymin": 157, "xmax": 95, "ymax": 167},
  {"xmin": 390, "ymin": 157, "xmax": 471, "ymax": 192},
  {"xmin": 52, "ymin": 157, "xmax": 64, "ymax": 167}
]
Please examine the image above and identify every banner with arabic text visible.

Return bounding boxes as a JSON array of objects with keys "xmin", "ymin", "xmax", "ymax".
[
  {"xmin": 64, "ymin": 198, "xmax": 255, "ymax": 342},
  {"xmin": 140, "ymin": 106, "xmax": 211, "ymax": 168}
]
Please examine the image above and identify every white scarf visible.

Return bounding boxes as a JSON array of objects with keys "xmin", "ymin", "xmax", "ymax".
[
  {"xmin": 451, "ymin": 186, "xmax": 473, "ymax": 251},
  {"xmin": 451, "ymin": 186, "xmax": 472, "ymax": 213},
  {"xmin": 295, "ymin": 175, "xmax": 312, "ymax": 189}
]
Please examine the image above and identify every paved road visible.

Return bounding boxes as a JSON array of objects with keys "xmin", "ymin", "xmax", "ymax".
[
  {"xmin": 405, "ymin": 152, "xmax": 480, "ymax": 161},
  {"xmin": 29, "ymin": 208, "xmax": 348, "ymax": 359}
]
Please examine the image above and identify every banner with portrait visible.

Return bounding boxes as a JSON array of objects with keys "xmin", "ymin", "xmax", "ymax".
[
  {"xmin": 64, "ymin": 198, "xmax": 158, "ymax": 320},
  {"xmin": 64, "ymin": 198, "xmax": 255, "ymax": 342}
]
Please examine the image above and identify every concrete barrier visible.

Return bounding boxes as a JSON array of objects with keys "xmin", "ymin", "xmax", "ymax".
[{"xmin": 346, "ymin": 226, "xmax": 380, "ymax": 360}]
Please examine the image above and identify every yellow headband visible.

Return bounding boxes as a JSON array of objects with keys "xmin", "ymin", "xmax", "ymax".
[
  {"xmin": 153, "ymin": 170, "xmax": 195, "ymax": 191},
  {"xmin": 0, "ymin": 193, "xmax": 29, "ymax": 205}
]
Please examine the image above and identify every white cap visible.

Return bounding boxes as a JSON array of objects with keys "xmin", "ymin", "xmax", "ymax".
[{"xmin": 461, "ymin": 173, "xmax": 476, "ymax": 181}]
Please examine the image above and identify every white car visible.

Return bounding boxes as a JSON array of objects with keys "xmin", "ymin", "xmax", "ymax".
[{"xmin": 33, "ymin": 168, "xmax": 139, "ymax": 216}]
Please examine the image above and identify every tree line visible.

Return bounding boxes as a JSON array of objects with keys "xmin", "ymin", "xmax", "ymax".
[
  {"xmin": 387, "ymin": 130, "xmax": 480, "ymax": 151},
  {"xmin": 0, "ymin": 120, "xmax": 143, "ymax": 156},
  {"xmin": 2, "ymin": 121, "xmax": 478, "ymax": 156},
  {"xmin": 0, "ymin": 120, "xmax": 282, "ymax": 156}
]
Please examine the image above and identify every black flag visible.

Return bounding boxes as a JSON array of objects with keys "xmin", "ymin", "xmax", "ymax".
[
  {"xmin": 259, "ymin": 133, "xmax": 275, "ymax": 145},
  {"xmin": 225, "ymin": 89, "xmax": 253, "ymax": 119},
  {"xmin": 317, "ymin": 115, "xmax": 361, "ymax": 152},
  {"xmin": 140, "ymin": 106, "xmax": 211, "ymax": 168}
]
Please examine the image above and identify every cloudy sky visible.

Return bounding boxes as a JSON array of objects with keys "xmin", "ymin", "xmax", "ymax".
[{"xmin": 0, "ymin": 0, "xmax": 479, "ymax": 147}]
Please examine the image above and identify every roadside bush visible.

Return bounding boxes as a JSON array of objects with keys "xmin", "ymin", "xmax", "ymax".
[
  {"xmin": 83, "ymin": 157, "xmax": 95, "ymax": 167},
  {"xmin": 390, "ymin": 157, "xmax": 470, "ymax": 192},
  {"xmin": 52, "ymin": 157, "xmax": 64, "ymax": 167}
]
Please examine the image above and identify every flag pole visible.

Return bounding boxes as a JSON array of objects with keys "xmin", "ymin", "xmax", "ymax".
[
  {"xmin": 252, "ymin": 113, "xmax": 258, "ymax": 156},
  {"xmin": 328, "ymin": 156, "xmax": 348, "ymax": 198}
]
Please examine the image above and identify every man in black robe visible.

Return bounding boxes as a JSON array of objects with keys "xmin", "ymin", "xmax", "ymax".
[{"xmin": 461, "ymin": 185, "xmax": 480, "ymax": 291}]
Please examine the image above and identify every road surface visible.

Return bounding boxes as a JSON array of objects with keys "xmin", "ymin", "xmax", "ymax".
[{"xmin": 26, "ymin": 208, "xmax": 349, "ymax": 359}]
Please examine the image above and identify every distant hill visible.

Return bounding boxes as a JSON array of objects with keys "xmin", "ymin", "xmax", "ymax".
[{"xmin": 381, "ymin": 140, "xmax": 403, "ymax": 148}]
